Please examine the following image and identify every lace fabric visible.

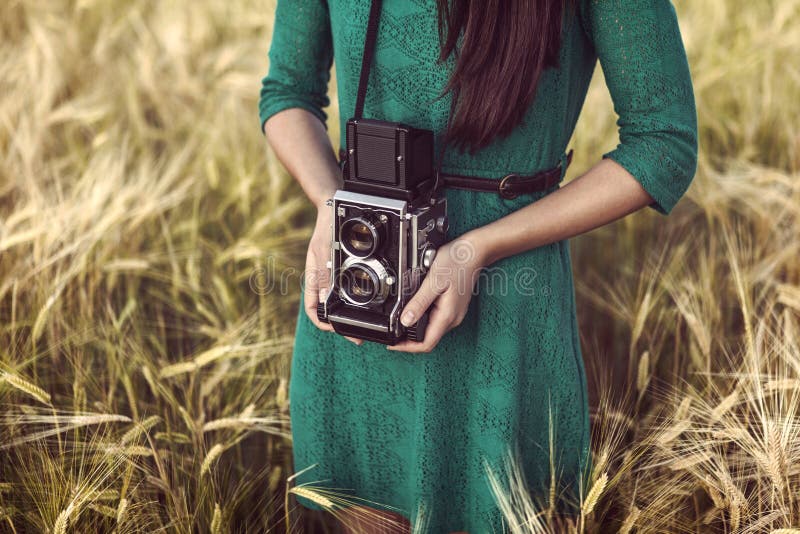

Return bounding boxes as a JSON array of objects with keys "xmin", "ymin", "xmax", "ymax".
[{"xmin": 258, "ymin": 1, "xmax": 697, "ymax": 531}]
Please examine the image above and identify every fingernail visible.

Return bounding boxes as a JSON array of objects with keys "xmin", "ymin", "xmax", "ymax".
[
  {"xmin": 401, "ymin": 310, "xmax": 415, "ymax": 327},
  {"xmin": 319, "ymin": 288, "xmax": 328, "ymax": 301}
]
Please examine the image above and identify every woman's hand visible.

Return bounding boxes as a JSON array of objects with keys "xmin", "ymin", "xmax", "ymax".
[
  {"xmin": 387, "ymin": 234, "xmax": 487, "ymax": 353},
  {"xmin": 304, "ymin": 203, "xmax": 363, "ymax": 345}
]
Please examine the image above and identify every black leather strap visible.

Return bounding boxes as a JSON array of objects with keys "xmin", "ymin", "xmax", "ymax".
[
  {"xmin": 353, "ymin": 0, "xmax": 383, "ymax": 120},
  {"xmin": 440, "ymin": 149, "xmax": 573, "ymax": 199},
  {"xmin": 338, "ymin": 148, "xmax": 572, "ymax": 199}
]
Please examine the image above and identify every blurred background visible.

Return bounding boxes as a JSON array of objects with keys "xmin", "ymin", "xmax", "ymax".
[{"xmin": 0, "ymin": 0, "xmax": 798, "ymax": 532}]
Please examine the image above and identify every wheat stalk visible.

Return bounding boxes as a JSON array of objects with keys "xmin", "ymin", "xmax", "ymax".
[
  {"xmin": 120, "ymin": 415, "xmax": 162, "ymax": 445},
  {"xmin": 289, "ymin": 486, "xmax": 335, "ymax": 509},
  {"xmin": 0, "ymin": 372, "xmax": 51, "ymax": 405},
  {"xmin": 581, "ymin": 471, "xmax": 607, "ymax": 516},
  {"xmin": 637, "ymin": 350, "xmax": 651, "ymax": 395},
  {"xmin": 53, "ymin": 502, "xmax": 76, "ymax": 534},
  {"xmin": 116, "ymin": 498, "xmax": 128, "ymax": 525},
  {"xmin": 211, "ymin": 503, "xmax": 223, "ymax": 534},
  {"xmin": 710, "ymin": 391, "xmax": 739, "ymax": 422},
  {"xmin": 201, "ymin": 444, "xmax": 225, "ymax": 477},
  {"xmin": 88, "ymin": 503, "xmax": 117, "ymax": 518},
  {"xmin": 619, "ymin": 506, "xmax": 640, "ymax": 534}
]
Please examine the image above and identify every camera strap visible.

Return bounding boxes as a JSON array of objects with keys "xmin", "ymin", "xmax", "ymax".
[
  {"xmin": 349, "ymin": 0, "xmax": 572, "ymax": 200},
  {"xmin": 353, "ymin": 0, "xmax": 383, "ymax": 121}
]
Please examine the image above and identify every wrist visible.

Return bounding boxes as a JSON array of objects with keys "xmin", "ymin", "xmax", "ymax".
[
  {"xmin": 315, "ymin": 202, "xmax": 333, "ymax": 229},
  {"xmin": 309, "ymin": 168, "xmax": 341, "ymax": 211},
  {"xmin": 459, "ymin": 228, "xmax": 498, "ymax": 268},
  {"xmin": 313, "ymin": 196, "xmax": 330, "ymax": 213},
  {"xmin": 312, "ymin": 187, "xmax": 336, "ymax": 212}
]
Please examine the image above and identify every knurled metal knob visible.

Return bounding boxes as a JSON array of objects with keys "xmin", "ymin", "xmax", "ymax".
[
  {"xmin": 422, "ymin": 247, "xmax": 437, "ymax": 270},
  {"xmin": 435, "ymin": 216, "xmax": 449, "ymax": 234}
]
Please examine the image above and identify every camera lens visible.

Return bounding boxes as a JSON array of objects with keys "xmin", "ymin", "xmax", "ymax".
[
  {"xmin": 338, "ymin": 256, "xmax": 392, "ymax": 306},
  {"xmin": 340, "ymin": 215, "xmax": 382, "ymax": 257},
  {"xmin": 341, "ymin": 264, "xmax": 377, "ymax": 304},
  {"xmin": 347, "ymin": 222, "xmax": 373, "ymax": 252}
]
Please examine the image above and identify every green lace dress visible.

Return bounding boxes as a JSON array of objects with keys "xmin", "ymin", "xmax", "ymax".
[{"xmin": 258, "ymin": 0, "xmax": 697, "ymax": 532}]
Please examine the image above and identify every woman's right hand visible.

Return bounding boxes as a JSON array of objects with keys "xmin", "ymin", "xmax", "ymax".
[
  {"xmin": 304, "ymin": 203, "xmax": 364, "ymax": 345},
  {"xmin": 261, "ymin": 108, "xmax": 361, "ymax": 344}
]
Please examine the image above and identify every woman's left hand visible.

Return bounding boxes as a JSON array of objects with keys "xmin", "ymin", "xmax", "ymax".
[{"xmin": 387, "ymin": 234, "xmax": 487, "ymax": 353}]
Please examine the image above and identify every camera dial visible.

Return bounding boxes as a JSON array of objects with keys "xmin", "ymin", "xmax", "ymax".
[{"xmin": 338, "ymin": 256, "xmax": 393, "ymax": 306}]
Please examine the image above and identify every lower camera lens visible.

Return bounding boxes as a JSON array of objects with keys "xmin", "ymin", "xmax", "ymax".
[
  {"xmin": 341, "ymin": 264, "xmax": 377, "ymax": 305},
  {"xmin": 338, "ymin": 256, "xmax": 392, "ymax": 306}
]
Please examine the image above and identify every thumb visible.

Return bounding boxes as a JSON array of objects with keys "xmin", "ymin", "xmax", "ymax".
[{"xmin": 401, "ymin": 274, "xmax": 446, "ymax": 327}]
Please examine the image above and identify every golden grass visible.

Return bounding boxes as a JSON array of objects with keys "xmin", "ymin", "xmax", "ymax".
[{"xmin": 0, "ymin": 0, "xmax": 799, "ymax": 532}]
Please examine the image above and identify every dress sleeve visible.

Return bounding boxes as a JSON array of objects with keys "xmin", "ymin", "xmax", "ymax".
[
  {"xmin": 579, "ymin": 0, "xmax": 698, "ymax": 215},
  {"xmin": 258, "ymin": 0, "xmax": 334, "ymax": 134}
]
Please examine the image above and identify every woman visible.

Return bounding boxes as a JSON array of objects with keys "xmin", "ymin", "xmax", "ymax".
[{"xmin": 259, "ymin": 0, "xmax": 697, "ymax": 532}]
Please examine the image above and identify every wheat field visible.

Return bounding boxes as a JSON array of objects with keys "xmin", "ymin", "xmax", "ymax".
[{"xmin": 0, "ymin": 0, "xmax": 799, "ymax": 532}]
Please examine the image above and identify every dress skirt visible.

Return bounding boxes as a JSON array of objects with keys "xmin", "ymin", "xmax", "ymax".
[{"xmin": 288, "ymin": 183, "xmax": 591, "ymax": 534}]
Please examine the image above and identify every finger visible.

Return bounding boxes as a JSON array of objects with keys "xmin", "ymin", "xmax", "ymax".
[
  {"xmin": 304, "ymin": 266, "xmax": 334, "ymax": 332},
  {"xmin": 305, "ymin": 304, "xmax": 334, "ymax": 331},
  {"xmin": 344, "ymin": 336, "xmax": 363, "ymax": 345},
  {"xmin": 304, "ymin": 258, "xmax": 330, "ymax": 304},
  {"xmin": 399, "ymin": 270, "xmax": 449, "ymax": 328},
  {"xmin": 388, "ymin": 293, "xmax": 455, "ymax": 353}
]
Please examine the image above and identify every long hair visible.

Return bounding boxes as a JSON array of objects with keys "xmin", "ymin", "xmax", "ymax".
[{"xmin": 434, "ymin": 0, "xmax": 573, "ymax": 155}]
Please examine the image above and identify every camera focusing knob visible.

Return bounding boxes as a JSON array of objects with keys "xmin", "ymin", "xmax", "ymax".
[{"xmin": 422, "ymin": 247, "xmax": 437, "ymax": 270}]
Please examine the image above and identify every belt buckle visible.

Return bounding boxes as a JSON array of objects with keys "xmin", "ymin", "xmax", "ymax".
[{"xmin": 498, "ymin": 173, "xmax": 519, "ymax": 199}]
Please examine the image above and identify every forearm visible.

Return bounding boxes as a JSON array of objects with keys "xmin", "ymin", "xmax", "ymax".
[
  {"xmin": 263, "ymin": 108, "xmax": 341, "ymax": 210},
  {"xmin": 467, "ymin": 158, "xmax": 655, "ymax": 266}
]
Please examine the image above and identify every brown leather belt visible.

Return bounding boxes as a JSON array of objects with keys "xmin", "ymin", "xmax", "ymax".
[{"xmin": 337, "ymin": 148, "xmax": 572, "ymax": 200}]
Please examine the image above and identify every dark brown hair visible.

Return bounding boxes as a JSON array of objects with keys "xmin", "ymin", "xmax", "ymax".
[{"xmin": 434, "ymin": 0, "xmax": 573, "ymax": 155}]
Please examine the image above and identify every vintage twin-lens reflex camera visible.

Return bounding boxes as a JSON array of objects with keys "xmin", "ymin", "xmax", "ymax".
[{"xmin": 316, "ymin": 118, "xmax": 448, "ymax": 345}]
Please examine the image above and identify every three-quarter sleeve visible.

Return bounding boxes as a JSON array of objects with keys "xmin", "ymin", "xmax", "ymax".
[
  {"xmin": 580, "ymin": 0, "xmax": 698, "ymax": 215},
  {"xmin": 258, "ymin": 0, "xmax": 334, "ymax": 134}
]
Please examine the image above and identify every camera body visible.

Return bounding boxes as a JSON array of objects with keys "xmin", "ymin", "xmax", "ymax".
[{"xmin": 316, "ymin": 118, "xmax": 448, "ymax": 345}]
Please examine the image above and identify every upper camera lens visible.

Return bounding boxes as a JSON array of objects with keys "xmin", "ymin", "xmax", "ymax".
[
  {"xmin": 347, "ymin": 222, "xmax": 373, "ymax": 252},
  {"xmin": 340, "ymin": 215, "xmax": 382, "ymax": 257}
]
